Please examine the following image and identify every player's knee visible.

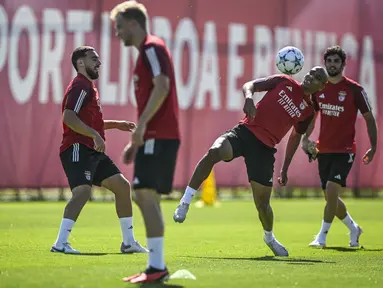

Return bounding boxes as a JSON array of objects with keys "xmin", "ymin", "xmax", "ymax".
[
  {"xmin": 71, "ymin": 185, "xmax": 92, "ymax": 202},
  {"xmin": 206, "ymin": 147, "xmax": 221, "ymax": 162},
  {"xmin": 114, "ymin": 176, "xmax": 132, "ymax": 196},
  {"xmin": 207, "ymin": 137, "xmax": 233, "ymax": 162},
  {"xmin": 102, "ymin": 174, "xmax": 131, "ymax": 196},
  {"xmin": 206, "ymin": 145, "xmax": 231, "ymax": 163},
  {"xmin": 134, "ymin": 189, "xmax": 157, "ymax": 208},
  {"xmin": 326, "ymin": 181, "xmax": 341, "ymax": 197}
]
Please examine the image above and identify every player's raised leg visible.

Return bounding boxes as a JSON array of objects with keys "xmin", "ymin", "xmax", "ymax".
[
  {"xmin": 174, "ymin": 135, "xmax": 234, "ymax": 223},
  {"xmin": 51, "ymin": 184, "xmax": 91, "ymax": 254},
  {"xmin": 100, "ymin": 172, "xmax": 148, "ymax": 253}
]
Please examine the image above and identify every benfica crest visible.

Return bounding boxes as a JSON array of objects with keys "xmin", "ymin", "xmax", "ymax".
[{"xmin": 338, "ymin": 91, "xmax": 347, "ymax": 102}]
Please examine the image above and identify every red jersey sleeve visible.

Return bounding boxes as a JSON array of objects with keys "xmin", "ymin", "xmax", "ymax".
[
  {"xmin": 353, "ymin": 86, "xmax": 372, "ymax": 114},
  {"xmin": 253, "ymin": 75, "xmax": 287, "ymax": 92},
  {"xmin": 144, "ymin": 45, "xmax": 170, "ymax": 77},
  {"xmin": 294, "ymin": 113, "xmax": 315, "ymax": 135},
  {"xmin": 64, "ymin": 82, "xmax": 90, "ymax": 114}
]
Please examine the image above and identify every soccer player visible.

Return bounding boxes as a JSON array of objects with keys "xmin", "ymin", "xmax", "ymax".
[
  {"xmin": 173, "ymin": 66, "xmax": 328, "ymax": 256},
  {"xmin": 301, "ymin": 46, "xmax": 377, "ymax": 248},
  {"xmin": 110, "ymin": 1, "xmax": 180, "ymax": 283},
  {"xmin": 51, "ymin": 46, "xmax": 147, "ymax": 255}
]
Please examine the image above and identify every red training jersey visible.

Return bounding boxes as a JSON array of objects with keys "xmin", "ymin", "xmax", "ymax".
[
  {"xmin": 133, "ymin": 34, "xmax": 180, "ymax": 140},
  {"xmin": 240, "ymin": 75, "xmax": 315, "ymax": 148},
  {"xmin": 312, "ymin": 76, "xmax": 372, "ymax": 153},
  {"xmin": 60, "ymin": 73, "xmax": 104, "ymax": 153}
]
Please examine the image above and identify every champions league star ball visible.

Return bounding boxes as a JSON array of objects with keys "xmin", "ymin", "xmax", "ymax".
[{"xmin": 276, "ymin": 46, "xmax": 304, "ymax": 75}]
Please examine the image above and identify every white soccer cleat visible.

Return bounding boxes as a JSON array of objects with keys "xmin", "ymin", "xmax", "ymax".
[
  {"xmin": 309, "ymin": 236, "xmax": 326, "ymax": 248},
  {"xmin": 121, "ymin": 241, "xmax": 149, "ymax": 254},
  {"xmin": 349, "ymin": 226, "xmax": 363, "ymax": 247},
  {"xmin": 264, "ymin": 238, "xmax": 289, "ymax": 257},
  {"xmin": 173, "ymin": 202, "xmax": 190, "ymax": 223},
  {"xmin": 50, "ymin": 242, "xmax": 81, "ymax": 254}
]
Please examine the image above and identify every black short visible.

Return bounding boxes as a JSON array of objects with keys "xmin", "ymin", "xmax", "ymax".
[
  {"xmin": 60, "ymin": 143, "xmax": 121, "ymax": 190},
  {"xmin": 133, "ymin": 139, "xmax": 180, "ymax": 194},
  {"xmin": 222, "ymin": 124, "xmax": 276, "ymax": 186},
  {"xmin": 317, "ymin": 153, "xmax": 355, "ymax": 190}
]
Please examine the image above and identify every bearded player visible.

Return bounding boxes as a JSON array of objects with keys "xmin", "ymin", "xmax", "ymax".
[
  {"xmin": 52, "ymin": 46, "xmax": 147, "ymax": 254},
  {"xmin": 302, "ymin": 45, "xmax": 377, "ymax": 248}
]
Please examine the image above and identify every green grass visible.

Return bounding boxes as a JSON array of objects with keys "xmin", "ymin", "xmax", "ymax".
[{"xmin": 1, "ymin": 199, "xmax": 383, "ymax": 287}]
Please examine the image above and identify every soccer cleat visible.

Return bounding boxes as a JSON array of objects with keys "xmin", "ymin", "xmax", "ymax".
[
  {"xmin": 120, "ymin": 241, "xmax": 149, "ymax": 253},
  {"xmin": 264, "ymin": 238, "xmax": 289, "ymax": 256},
  {"xmin": 50, "ymin": 242, "xmax": 80, "ymax": 254},
  {"xmin": 123, "ymin": 266, "xmax": 169, "ymax": 283},
  {"xmin": 349, "ymin": 226, "xmax": 363, "ymax": 247},
  {"xmin": 309, "ymin": 236, "xmax": 326, "ymax": 248},
  {"xmin": 173, "ymin": 202, "xmax": 190, "ymax": 223}
]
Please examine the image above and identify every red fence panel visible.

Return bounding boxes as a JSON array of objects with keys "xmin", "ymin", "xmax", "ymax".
[{"xmin": 0, "ymin": 0, "xmax": 382, "ymax": 188}]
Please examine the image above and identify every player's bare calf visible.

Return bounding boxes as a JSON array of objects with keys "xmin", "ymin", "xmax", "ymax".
[{"xmin": 174, "ymin": 137, "xmax": 232, "ymax": 223}]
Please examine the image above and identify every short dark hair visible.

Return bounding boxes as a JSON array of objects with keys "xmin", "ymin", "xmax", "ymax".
[
  {"xmin": 324, "ymin": 45, "xmax": 347, "ymax": 64},
  {"xmin": 110, "ymin": 1, "xmax": 147, "ymax": 30},
  {"xmin": 71, "ymin": 46, "xmax": 95, "ymax": 71}
]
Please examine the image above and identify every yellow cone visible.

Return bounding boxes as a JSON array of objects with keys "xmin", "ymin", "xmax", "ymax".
[{"xmin": 199, "ymin": 170, "xmax": 217, "ymax": 206}]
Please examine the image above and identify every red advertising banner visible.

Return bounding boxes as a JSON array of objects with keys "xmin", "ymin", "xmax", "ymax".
[{"xmin": 0, "ymin": 0, "xmax": 382, "ymax": 188}]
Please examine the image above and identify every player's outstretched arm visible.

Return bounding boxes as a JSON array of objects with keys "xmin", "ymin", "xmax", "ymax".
[
  {"xmin": 278, "ymin": 128, "xmax": 302, "ymax": 186},
  {"xmin": 104, "ymin": 120, "xmax": 136, "ymax": 131},
  {"xmin": 362, "ymin": 111, "xmax": 377, "ymax": 164}
]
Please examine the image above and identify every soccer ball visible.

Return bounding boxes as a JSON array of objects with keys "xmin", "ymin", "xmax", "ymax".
[{"xmin": 276, "ymin": 46, "xmax": 304, "ymax": 75}]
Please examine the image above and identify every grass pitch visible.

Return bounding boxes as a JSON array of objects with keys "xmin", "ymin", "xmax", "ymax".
[{"xmin": 1, "ymin": 199, "xmax": 383, "ymax": 287}]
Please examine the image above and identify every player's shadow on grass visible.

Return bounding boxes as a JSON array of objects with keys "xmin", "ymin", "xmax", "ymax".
[
  {"xmin": 185, "ymin": 255, "xmax": 334, "ymax": 264},
  {"xmin": 72, "ymin": 252, "xmax": 109, "ymax": 256},
  {"xmin": 71, "ymin": 252, "xmax": 154, "ymax": 256},
  {"xmin": 70, "ymin": 252, "xmax": 131, "ymax": 256},
  {"xmin": 325, "ymin": 247, "xmax": 383, "ymax": 253},
  {"xmin": 138, "ymin": 284, "xmax": 184, "ymax": 288}
]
